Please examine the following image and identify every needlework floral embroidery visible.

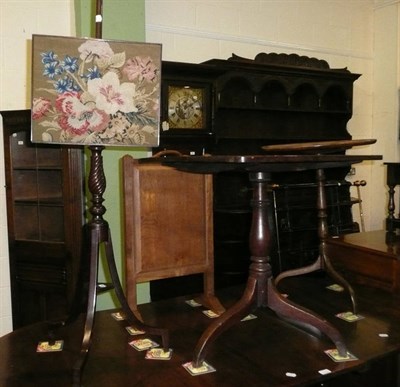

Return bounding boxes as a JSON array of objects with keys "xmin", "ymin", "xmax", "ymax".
[{"xmin": 31, "ymin": 35, "xmax": 161, "ymax": 146}]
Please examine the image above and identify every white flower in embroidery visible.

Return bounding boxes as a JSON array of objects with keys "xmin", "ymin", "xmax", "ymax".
[
  {"xmin": 87, "ymin": 72, "xmax": 137, "ymax": 115},
  {"xmin": 78, "ymin": 40, "xmax": 114, "ymax": 62}
]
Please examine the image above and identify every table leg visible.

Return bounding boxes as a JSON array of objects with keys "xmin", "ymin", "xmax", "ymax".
[
  {"xmin": 268, "ymin": 278, "xmax": 347, "ymax": 357},
  {"xmin": 275, "ymin": 168, "xmax": 357, "ymax": 314},
  {"xmin": 192, "ymin": 171, "xmax": 271, "ymax": 367},
  {"xmin": 192, "ymin": 171, "xmax": 348, "ymax": 367},
  {"xmin": 192, "ymin": 277, "xmax": 258, "ymax": 367}
]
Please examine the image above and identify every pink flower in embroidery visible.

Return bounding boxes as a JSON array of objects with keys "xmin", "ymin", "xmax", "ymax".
[
  {"xmin": 123, "ymin": 56, "xmax": 158, "ymax": 82},
  {"xmin": 87, "ymin": 71, "xmax": 136, "ymax": 115},
  {"xmin": 78, "ymin": 40, "xmax": 114, "ymax": 62},
  {"xmin": 55, "ymin": 91, "xmax": 109, "ymax": 136},
  {"xmin": 32, "ymin": 97, "xmax": 52, "ymax": 120}
]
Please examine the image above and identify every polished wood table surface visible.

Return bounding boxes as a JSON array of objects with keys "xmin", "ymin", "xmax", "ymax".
[
  {"xmin": 326, "ymin": 230, "xmax": 400, "ymax": 293},
  {"xmin": 1, "ymin": 275, "xmax": 399, "ymax": 387}
]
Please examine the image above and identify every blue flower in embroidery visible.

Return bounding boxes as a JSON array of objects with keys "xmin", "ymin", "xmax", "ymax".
[
  {"xmin": 43, "ymin": 61, "xmax": 63, "ymax": 79},
  {"xmin": 83, "ymin": 66, "xmax": 101, "ymax": 80},
  {"xmin": 41, "ymin": 51, "xmax": 58, "ymax": 65},
  {"xmin": 60, "ymin": 55, "xmax": 79, "ymax": 72},
  {"xmin": 54, "ymin": 76, "xmax": 80, "ymax": 93}
]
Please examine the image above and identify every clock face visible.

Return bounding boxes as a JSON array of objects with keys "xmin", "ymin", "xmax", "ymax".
[{"xmin": 168, "ymin": 86, "xmax": 204, "ymax": 129}]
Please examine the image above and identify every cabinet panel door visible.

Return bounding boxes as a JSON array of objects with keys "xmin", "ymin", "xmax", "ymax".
[{"xmin": 2, "ymin": 109, "xmax": 84, "ymax": 328}]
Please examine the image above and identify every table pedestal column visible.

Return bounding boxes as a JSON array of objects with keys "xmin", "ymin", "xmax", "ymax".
[{"xmin": 192, "ymin": 171, "xmax": 347, "ymax": 367}]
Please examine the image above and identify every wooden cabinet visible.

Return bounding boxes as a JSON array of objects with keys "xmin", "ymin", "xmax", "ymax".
[
  {"xmin": 152, "ymin": 53, "xmax": 361, "ymax": 296},
  {"xmin": 209, "ymin": 56, "xmax": 355, "ymax": 148},
  {"xmin": 326, "ymin": 230, "xmax": 400, "ymax": 293},
  {"xmin": 208, "ymin": 53, "xmax": 360, "ymax": 280},
  {"xmin": 2, "ymin": 110, "xmax": 84, "ymax": 328}
]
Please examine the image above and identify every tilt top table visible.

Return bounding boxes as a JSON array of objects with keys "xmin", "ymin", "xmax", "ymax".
[
  {"xmin": 262, "ymin": 139, "xmax": 377, "ymax": 316},
  {"xmin": 144, "ymin": 148, "xmax": 382, "ymax": 369}
]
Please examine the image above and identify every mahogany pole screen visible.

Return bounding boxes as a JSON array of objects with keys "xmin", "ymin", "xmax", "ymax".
[
  {"xmin": 29, "ymin": 2, "xmax": 165, "ymax": 385},
  {"xmin": 95, "ymin": 0, "xmax": 103, "ymax": 39}
]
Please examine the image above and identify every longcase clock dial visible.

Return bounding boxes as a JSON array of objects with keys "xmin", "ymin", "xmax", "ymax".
[{"xmin": 167, "ymin": 86, "xmax": 204, "ymax": 129}]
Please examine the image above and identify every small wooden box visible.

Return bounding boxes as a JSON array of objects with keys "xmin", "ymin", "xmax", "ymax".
[{"xmin": 326, "ymin": 230, "xmax": 400, "ymax": 293}]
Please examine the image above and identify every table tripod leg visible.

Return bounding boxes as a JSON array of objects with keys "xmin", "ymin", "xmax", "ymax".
[
  {"xmin": 192, "ymin": 277, "xmax": 257, "ymax": 368},
  {"xmin": 316, "ymin": 168, "xmax": 357, "ymax": 314},
  {"xmin": 192, "ymin": 171, "xmax": 270, "ymax": 368},
  {"xmin": 275, "ymin": 257, "xmax": 322, "ymax": 285},
  {"xmin": 275, "ymin": 168, "xmax": 357, "ymax": 315},
  {"xmin": 268, "ymin": 279, "xmax": 348, "ymax": 357},
  {"xmin": 321, "ymin": 246, "xmax": 357, "ymax": 314}
]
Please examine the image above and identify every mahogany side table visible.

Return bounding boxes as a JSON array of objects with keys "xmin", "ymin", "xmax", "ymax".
[
  {"xmin": 145, "ymin": 149, "xmax": 381, "ymax": 368},
  {"xmin": 262, "ymin": 139, "xmax": 377, "ymax": 316}
]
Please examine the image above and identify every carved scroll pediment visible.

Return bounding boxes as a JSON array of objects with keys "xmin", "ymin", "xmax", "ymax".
[{"xmin": 228, "ymin": 52, "xmax": 331, "ymax": 70}]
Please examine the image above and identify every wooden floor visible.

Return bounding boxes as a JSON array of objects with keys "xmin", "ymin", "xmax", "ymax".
[{"xmin": 0, "ymin": 274, "xmax": 399, "ymax": 386}]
